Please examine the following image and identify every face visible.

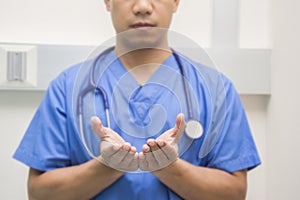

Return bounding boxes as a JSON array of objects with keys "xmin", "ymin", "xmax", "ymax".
[{"xmin": 104, "ymin": 0, "xmax": 180, "ymax": 49}]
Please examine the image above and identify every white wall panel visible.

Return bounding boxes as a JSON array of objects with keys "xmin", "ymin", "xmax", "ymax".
[
  {"xmin": 172, "ymin": 0, "xmax": 212, "ymax": 48},
  {"xmin": 0, "ymin": 0, "xmax": 114, "ymax": 45},
  {"xmin": 239, "ymin": 0, "xmax": 271, "ymax": 48},
  {"xmin": 267, "ymin": 0, "xmax": 300, "ymax": 199}
]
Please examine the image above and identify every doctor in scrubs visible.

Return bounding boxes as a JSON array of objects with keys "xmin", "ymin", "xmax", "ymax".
[{"xmin": 13, "ymin": 0, "xmax": 261, "ymax": 199}]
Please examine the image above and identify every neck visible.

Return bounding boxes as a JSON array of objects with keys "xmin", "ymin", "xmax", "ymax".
[
  {"xmin": 114, "ymin": 47, "xmax": 172, "ymax": 86},
  {"xmin": 114, "ymin": 32, "xmax": 172, "ymax": 70},
  {"xmin": 115, "ymin": 48, "xmax": 172, "ymax": 70}
]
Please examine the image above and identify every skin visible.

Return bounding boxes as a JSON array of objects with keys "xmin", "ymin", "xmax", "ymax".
[
  {"xmin": 106, "ymin": 0, "xmax": 178, "ymax": 52},
  {"xmin": 27, "ymin": 0, "xmax": 248, "ymax": 199}
]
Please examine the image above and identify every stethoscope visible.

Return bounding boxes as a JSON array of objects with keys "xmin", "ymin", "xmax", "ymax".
[{"xmin": 78, "ymin": 47, "xmax": 204, "ymax": 158}]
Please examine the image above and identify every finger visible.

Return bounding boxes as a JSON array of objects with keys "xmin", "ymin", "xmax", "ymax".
[
  {"xmin": 147, "ymin": 139, "xmax": 160, "ymax": 152},
  {"xmin": 128, "ymin": 153, "xmax": 139, "ymax": 171},
  {"xmin": 156, "ymin": 139, "xmax": 166, "ymax": 148},
  {"xmin": 151, "ymin": 148, "xmax": 169, "ymax": 166},
  {"xmin": 122, "ymin": 143, "xmax": 137, "ymax": 155},
  {"xmin": 173, "ymin": 113, "xmax": 186, "ymax": 143},
  {"xmin": 91, "ymin": 116, "xmax": 106, "ymax": 139},
  {"xmin": 138, "ymin": 151, "xmax": 146, "ymax": 159},
  {"xmin": 120, "ymin": 151, "xmax": 137, "ymax": 168},
  {"xmin": 142, "ymin": 144, "xmax": 151, "ymax": 153},
  {"xmin": 144, "ymin": 152, "xmax": 159, "ymax": 170},
  {"xmin": 122, "ymin": 142, "xmax": 132, "ymax": 151},
  {"xmin": 138, "ymin": 152, "xmax": 148, "ymax": 171},
  {"xmin": 147, "ymin": 138, "xmax": 155, "ymax": 145},
  {"xmin": 160, "ymin": 144, "xmax": 178, "ymax": 162},
  {"xmin": 130, "ymin": 146, "xmax": 137, "ymax": 154}
]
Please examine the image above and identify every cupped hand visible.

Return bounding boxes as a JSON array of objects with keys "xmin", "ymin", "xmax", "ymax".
[
  {"xmin": 138, "ymin": 113, "xmax": 186, "ymax": 171},
  {"xmin": 91, "ymin": 116, "xmax": 138, "ymax": 172}
]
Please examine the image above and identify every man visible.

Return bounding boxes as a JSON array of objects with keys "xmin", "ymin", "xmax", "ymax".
[{"xmin": 13, "ymin": 0, "xmax": 261, "ymax": 199}]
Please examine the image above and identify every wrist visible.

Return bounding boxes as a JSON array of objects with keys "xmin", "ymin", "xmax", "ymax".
[
  {"xmin": 152, "ymin": 158, "xmax": 180, "ymax": 174},
  {"xmin": 91, "ymin": 158, "xmax": 124, "ymax": 176}
]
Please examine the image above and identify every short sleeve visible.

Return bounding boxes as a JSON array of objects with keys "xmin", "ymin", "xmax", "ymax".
[
  {"xmin": 205, "ymin": 76, "xmax": 261, "ymax": 173},
  {"xmin": 13, "ymin": 72, "xmax": 70, "ymax": 172}
]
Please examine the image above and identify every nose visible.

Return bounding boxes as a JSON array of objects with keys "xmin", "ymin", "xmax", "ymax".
[{"xmin": 132, "ymin": 0, "xmax": 153, "ymax": 16}]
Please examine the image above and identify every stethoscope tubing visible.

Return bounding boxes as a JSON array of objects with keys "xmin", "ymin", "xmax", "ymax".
[
  {"xmin": 78, "ymin": 47, "xmax": 113, "ymax": 121},
  {"xmin": 172, "ymin": 50, "xmax": 194, "ymax": 120},
  {"xmin": 78, "ymin": 47, "xmax": 203, "ymax": 159},
  {"xmin": 78, "ymin": 47, "xmax": 193, "ymax": 121}
]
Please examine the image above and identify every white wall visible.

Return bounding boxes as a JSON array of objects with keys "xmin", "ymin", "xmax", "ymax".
[
  {"xmin": 267, "ymin": 0, "xmax": 300, "ymax": 199},
  {"xmin": 0, "ymin": 0, "xmax": 114, "ymax": 45},
  {"xmin": 241, "ymin": 95, "xmax": 268, "ymax": 200},
  {"xmin": 0, "ymin": 91, "xmax": 44, "ymax": 200},
  {"xmin": 0, "ymin": 0, "xmax": 271, "ymax": 199},
  {"xmin": 239, "ymin": 0, "xmax": 270, "ymax": 48}
]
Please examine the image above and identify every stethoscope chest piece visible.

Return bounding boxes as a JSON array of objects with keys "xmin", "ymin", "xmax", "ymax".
[{"xmin": 185, "ymin": 120, "xmax": 203, "ymax": 139}]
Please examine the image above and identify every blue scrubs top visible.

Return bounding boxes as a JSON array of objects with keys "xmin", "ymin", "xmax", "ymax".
[{"xmin": 13, "ymin": 49, "xmax": 261, "ymax": 200}]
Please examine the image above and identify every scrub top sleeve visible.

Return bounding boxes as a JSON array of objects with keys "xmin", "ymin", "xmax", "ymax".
[
  {"xmin": 205, "ymin": 76, "xmax": 261, "ymax": 173},
  {"xmin": 13, "ymin": 72, "xmax": 70, "ymax": 172}
]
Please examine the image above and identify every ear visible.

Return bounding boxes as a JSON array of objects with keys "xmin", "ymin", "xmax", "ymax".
[
  {"xmin": 172, "ymin": 0, "xmax": 180, "ymax": 13},
  {"xmin": 104, "ymin": 0, "xmax": 111, "ymax": 11}
]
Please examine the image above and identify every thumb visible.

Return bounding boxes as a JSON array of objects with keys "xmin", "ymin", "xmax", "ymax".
[
  {"xmin": 173, "ymin": 113, "xmax": 186, "ymax": 143},
  {"xmin": 91, "ymin": 116, "xmax": 106, "ymax": 139}
]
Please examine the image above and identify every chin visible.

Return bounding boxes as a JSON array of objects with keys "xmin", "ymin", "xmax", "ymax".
[{"xmin": 117, "ymin": 28, "xmax": 168, "ymax": 50}]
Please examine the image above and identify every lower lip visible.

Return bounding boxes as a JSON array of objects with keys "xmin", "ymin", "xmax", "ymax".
[{"xmin": 133, "ymin": 26, "xmax": 154, "ymax": 30}]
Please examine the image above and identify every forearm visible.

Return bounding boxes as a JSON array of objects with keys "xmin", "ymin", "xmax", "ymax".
[
  {"xmin": 153, "ymin": 159, "xmax": 247, "ymax": 200},
  {"xmin": 28, "ymin": 159, "xmax": 124, "ymax": 200}
]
